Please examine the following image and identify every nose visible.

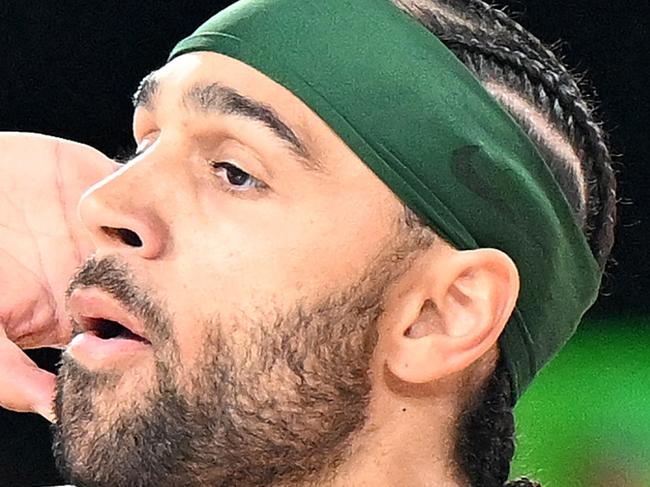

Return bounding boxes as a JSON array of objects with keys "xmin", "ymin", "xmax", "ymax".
[{"xmin": 78, "ymin": 164, "xmax": 170, "ymax": 260}]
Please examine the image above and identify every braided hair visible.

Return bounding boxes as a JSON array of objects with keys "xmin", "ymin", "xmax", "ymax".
[{"xmin": 392, "ymin": 1, "xmax": 617, "ymax": 485}]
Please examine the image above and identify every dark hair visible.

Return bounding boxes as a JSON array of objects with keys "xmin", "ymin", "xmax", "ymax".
[{"xmin": 392, "ymin": 0, "xmax": 617, "ymax": 486}]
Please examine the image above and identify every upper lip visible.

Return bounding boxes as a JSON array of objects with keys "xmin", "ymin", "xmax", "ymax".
[{"xmin": 67, "ymin": 287, "xmax": 150, "ymax": 342}]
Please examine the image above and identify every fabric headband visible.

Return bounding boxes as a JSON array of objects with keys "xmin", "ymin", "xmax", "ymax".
[{"xmin": 169, "ymin": 0, "xmax": 602, "ymax": 403}]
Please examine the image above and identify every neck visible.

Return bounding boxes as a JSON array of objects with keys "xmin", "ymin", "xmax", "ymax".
[
  {"xmin": 323, "ymin": 419, "xmax": 464, "ymax": 487},
  {"xmin": 279, "ymin": 382, "xmax": 467, "ymax": 487}
]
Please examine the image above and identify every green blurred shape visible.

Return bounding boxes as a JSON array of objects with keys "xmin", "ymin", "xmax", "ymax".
[{"xmin": 511, "ymin": 316, "xmax": 650, "ymax": 486}]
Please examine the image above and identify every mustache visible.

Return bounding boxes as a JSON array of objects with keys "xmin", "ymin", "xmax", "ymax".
[{"xmin": 66, "ymin": 255, "xmax": 171, "ymax": 340}]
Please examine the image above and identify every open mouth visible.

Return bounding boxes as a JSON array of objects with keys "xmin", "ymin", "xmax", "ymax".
[
  {"xmin": 67, "ymin": 288, "xmax": 153, "ymax": 347},
  {"xmin": 85, "ymin": 318, "xmax": 151, "ymax": 344},
  {"xmin": 66, "ymin": 289, "xmax": 155, "ymax": 365}
]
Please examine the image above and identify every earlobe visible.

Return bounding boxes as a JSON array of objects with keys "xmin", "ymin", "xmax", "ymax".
[
  {"xmin": 387, "ymin": 300, "xmax": 445, "ymax": 384},
  {"xmin": 383, "ymin": 246, "xmax": 519, "ymax": 385}
]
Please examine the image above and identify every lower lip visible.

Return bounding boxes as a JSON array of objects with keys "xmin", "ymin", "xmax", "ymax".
[{"xmin": 66, "ymin": 332, "xmax": 151, "ymax": 369}]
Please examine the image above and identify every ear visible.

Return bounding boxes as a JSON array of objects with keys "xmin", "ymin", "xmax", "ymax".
[{"xmin": 383, "ymin": 245, "xmax": 519, "ymax": 384}]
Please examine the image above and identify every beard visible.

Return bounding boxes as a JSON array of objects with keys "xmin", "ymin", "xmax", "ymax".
[{"xmin": 52, "ymin": 243, "xmax": 412, "ymax": 487}]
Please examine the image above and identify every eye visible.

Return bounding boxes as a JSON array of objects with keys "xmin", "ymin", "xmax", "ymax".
[{"xmin": 210, "ymin": 162, "xmax": 267, "ymax": 191}]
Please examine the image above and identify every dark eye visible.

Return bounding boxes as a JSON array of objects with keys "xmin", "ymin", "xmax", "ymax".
[{"xmin": 210, "ymin": 162, "xmax": 266, "ymax": 191}]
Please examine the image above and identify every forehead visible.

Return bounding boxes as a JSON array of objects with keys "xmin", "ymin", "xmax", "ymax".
[
  {"xmin": 142, "ymin": 52, "xmax": 335, "ymax": 159},
  {"xmin": 137, "ymin": 51, "xmax": 404, "ymax": 219}
]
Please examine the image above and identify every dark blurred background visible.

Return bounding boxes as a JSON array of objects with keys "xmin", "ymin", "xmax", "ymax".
[{"xmin": 0, "ymin": 1, "xmax": 648, "ymax": 486}]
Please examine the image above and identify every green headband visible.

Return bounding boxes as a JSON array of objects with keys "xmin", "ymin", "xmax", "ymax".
[{"xmin": 169, "ymin": 0, "xmax": 601, "ymax": 403}]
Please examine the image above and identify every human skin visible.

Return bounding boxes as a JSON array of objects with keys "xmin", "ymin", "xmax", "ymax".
[
  {"xmin": 0, "ymin": 133, "xmax": 116, "ymax": 419},
  {"xmin": 2, "ymin": 52, "xmax": 520, "ymax": 486}
]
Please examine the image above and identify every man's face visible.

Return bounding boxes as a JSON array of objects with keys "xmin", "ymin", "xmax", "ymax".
[{"xmin": 53, "ymin": 52, "xmax": 412, "ymax": 486}]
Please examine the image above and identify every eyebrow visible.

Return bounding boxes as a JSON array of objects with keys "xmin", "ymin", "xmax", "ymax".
[
  {"xmin": 132, "ymin": 75, "xmax": 319, "ymax": 171},
  {"xmin": 132, "ymin": 73, "xmax": 159, "ymax": 110}
]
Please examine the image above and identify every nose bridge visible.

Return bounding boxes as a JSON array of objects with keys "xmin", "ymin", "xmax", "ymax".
[{"xmin": 78, "ymin": 152, "xmax": 180, "ymax": 259}]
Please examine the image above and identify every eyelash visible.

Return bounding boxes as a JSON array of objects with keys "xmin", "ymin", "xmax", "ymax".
[
  {"xmin": 209, "ymin": 161, "xmax": 268, "ymax": 193},
  {"xmin": 117, "ymin": 146, "xmax": 267, "ymax": 194},
  {"xmin": 114, "ymin": 149, "xmax": 140, "ymax": 165}
]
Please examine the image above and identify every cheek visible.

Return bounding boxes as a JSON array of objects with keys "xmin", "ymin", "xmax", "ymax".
[
  {"xmin": 152, "ymin": 173, "xmax": 399, "ymax": 371},
  {"xmin": 187, "ymin": 192, "xmax": 394, "ymax": 298},
  {"xmin": 169, "ymin": 317, "xmax": 222, "ymax": 392}
]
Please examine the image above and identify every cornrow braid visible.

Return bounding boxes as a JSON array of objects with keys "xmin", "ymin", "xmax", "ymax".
[
  {"xmin": 455, "ymin": 359, "xmax": 542, "ymax": 487},
  {"xmin": 392, "ymin": 1, "xmax": 617, "ymax": 486},
  {"xmin": 448, "ymin": 32, "xmax": 615, "ymax": 266},
  {"xmin": 403, "ymin": 0, "xmax": 618, "ymax": 268}
]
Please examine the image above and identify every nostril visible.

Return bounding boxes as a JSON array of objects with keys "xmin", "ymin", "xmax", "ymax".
[
  {"xmin": 101, "ymin": 226, "xmax": 143, "ymax": 247},
  {"xmin": 118, "ymin": 228, "xmax": 143, "ymax": 247}
]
